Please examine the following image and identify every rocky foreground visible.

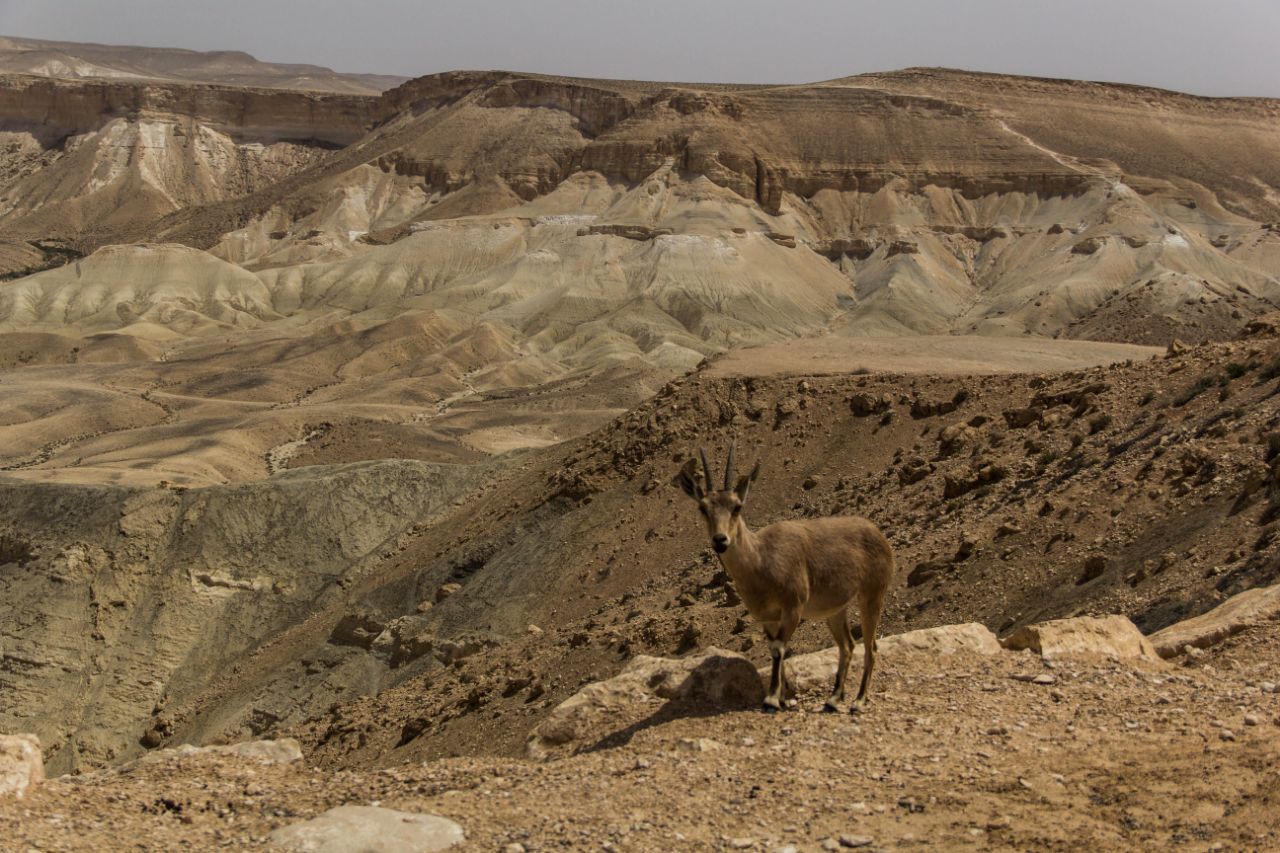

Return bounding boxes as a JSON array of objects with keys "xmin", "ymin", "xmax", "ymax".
[{"xmin": 2, "ymin": 589, "xmax": 1277, "ymax": 852}]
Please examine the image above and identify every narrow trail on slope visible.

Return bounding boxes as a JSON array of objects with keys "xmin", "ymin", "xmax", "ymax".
[{"xmin": 996, "ymin": 119, "xmax": 1127, "ymax": 195}]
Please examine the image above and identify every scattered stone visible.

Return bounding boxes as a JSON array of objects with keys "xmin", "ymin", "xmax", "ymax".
[
  {"xmin": 435, "ymin": 582, "xmax": 462, "ymax": 602},
  {"xmin": 907, "ymin": 560, "xmax": 949, "ymax": 587},
  {"xmin": 1220, "ymin": 729, "xmax": 1237, "ymax": 742},
  {"xmin": 938, "ymin": 423, "xmax": 977, "ymax": 456},
  {"xmin": 849, "ymin": 392, "xmax": 892, "ymax": 417},
  {"xmin": 1244, "ymin": 714, "xmax": 1260, "ymax": 726},
  {"xmin": 1071, "ymin": 236, "xmax": 1104, "ymax": 255},
  {"xmin": 0, "ymin": 734, "xmax": 44, "ymax": 799},
  {"xmin": 267, "ymin": 805, "xmax": 464, "ymax": 852},
  {"xmin": 897, "ymin": 796, "xmax": 925, "ymax": 813},
  {"xmin": 329, "ymin": 611, "xmax": 385, "ymax": 648},
  {"xmin": 898, "ymin": 458, "xmax": 934, "ymax": 485},
  {"xmin": 1003, "ymin": 406, "xmax": 1043, "ymax": 429},
  {"xmin": 839, "ymin": 835, "xmax": 873, "ymax": 848},
  {"xmin": 1012, "ymin": 673, "xmax": 1057, "ymax": 685},
  {"xmin": 677, "ymin": 737, "xmax": 723, "ymax": 752},
  {"xmin": 1244, "ymin": 311, "xmax": 1280, "ymax": 337},
  {"xmin": 911, "ymin": 390, "xmax": 968, "ymax": 420}
]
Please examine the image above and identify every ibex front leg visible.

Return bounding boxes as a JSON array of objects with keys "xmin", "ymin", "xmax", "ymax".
[{"xmin": 761, "ymin": 609, "xmax": 800, "ymax": 712}]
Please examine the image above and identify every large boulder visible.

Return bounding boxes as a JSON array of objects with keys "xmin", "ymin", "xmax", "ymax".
[
  {"xmin": 268, "ymin": 805, "xmax": 464, "ymax": 852},
  {"xmin": 783, "ymin": 623, "xmax": 1001, "ymax": 693},
  {"xmin": 1002, "ymin": 615, "xmax": 1157, "ymax": 661},
  {"xmin": 1148, "ymin": 584, "xmax": 1280, "ymax": 658},
  {"xmin": 527, "ymin": 648, "xmax": 763, "ymax": 758},
  {"xmin": 0, "ymin": 734, "xmax": 44, "ymax": 799}
]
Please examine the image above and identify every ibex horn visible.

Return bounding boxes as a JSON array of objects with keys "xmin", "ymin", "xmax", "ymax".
[
  {"xmin": 699, "ymin": 448, "xmax": 714, "ymax": 493},
  {"xmin": 724, "ymin": 441, "xmax": 736, "ymax": 490}
]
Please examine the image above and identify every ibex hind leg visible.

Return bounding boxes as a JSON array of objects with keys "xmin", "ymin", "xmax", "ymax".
[
  {"xmin": 851, "ymin": 587, "xmax": 885, "ymax": 713},
  {"xmin": 823, "ymin": 608, "xmax": 854, "ymax": 713}
]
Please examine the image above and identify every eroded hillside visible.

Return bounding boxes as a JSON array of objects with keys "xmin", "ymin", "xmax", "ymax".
[{"xmin": 5, "ymin": 328, "xmax": 1280, "ymax": 774}]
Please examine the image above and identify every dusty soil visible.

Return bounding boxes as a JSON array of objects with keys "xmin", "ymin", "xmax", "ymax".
[{"xmin": 3, "ymin": 621, "xmax": 1277, "ymax": 852}]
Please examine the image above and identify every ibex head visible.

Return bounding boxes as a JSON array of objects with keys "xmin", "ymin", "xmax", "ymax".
[{"xmin": 673, "ymin": 442, "xmax": 760, "ymax": 554}]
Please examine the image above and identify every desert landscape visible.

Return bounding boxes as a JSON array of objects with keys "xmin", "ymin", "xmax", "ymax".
[{"xmin": 1, "ymin": 28, "xmax": 1279, "ymax": 852}]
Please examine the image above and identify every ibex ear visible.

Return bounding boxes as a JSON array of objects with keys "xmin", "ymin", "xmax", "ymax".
[
  {"xmin": 734, "ymin": 461, "xmax": 760, "ymax": 502},
  {"xmin": 673, "ymin": 457, "xmax": 704, "ymax": 500}
]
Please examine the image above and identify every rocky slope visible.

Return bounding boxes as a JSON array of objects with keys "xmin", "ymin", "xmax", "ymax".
[{"xmin": 5, "ymin": 327, "xmax": 1280, "ymax": 776}]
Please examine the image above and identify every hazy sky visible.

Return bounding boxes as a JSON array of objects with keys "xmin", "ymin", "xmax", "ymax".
[{"xmin": 1, "ymin": 0, "xmax": 1277, "ymax": 97}]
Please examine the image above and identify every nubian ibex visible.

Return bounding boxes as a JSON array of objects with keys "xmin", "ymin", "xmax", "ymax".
[{"xmin": 674, "ymin": 444, "xmax": 894, "ymax": 712}]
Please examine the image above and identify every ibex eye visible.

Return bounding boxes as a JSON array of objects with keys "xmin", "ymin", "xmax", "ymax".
[{"xmin": 731, "ymin": 506, "xmax": 741, "ymax": 516}]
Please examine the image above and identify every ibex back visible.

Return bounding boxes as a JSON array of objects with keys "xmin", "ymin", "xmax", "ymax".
[{"xmin": 674, "ymin": 445, "xmax": 894, "ymax": 712}]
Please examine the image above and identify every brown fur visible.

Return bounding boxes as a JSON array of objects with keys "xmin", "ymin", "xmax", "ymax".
[{"xmin": 675, "ymin": 450, "xmax": 894, "ymax": 712}]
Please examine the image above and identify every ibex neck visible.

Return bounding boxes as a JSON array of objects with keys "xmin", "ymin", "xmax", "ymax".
[{"xmin": 721, "ymin": 520, "xmax": 762, "ymax": 577}]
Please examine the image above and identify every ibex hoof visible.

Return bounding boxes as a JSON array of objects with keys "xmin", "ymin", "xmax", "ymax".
[
  {"xmin": 849, "ymin": 700, "xmax": 866, "ymax": 715},
  {"xmin": 822, "ymin": 700, "xmax": 841, "ymax": 714},
  {"xmin": 761, "ymin": 700, "xmax": 783, "ymax": 714}
]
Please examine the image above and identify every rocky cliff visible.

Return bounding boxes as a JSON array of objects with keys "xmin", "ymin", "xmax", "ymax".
[
  {"xmin": 0, "ymin": 74, "xmax": 377, "ymax": 145},
  {"xmin": 0, "ymin": 74, "xmax": 379, "ymax": 249}
]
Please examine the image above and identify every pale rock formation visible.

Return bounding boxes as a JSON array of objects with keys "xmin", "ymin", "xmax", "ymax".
[
  {"xmin": 268, "ymin": 805, "xmax": 464, "ymax": 852},
  {"xmin": 0, "ymin": 734, "xmax": 44, "ymax": 799},
  {"xmin": 527, "ymin": 647, "xmax": 763, "ymax": 758},
  {"xmin": 783, "ymin": 623, "xmax": 1001, "ymax": 693},
  {"xmin": 1148, "ymin": 584, "xmax": 1280, "ymax": 658},
  {"xmin": 1002, "ymin": 615, "xmax": 1158, "ymax": 661}
]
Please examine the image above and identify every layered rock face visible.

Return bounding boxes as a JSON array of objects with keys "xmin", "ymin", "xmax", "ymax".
[
  {"xmin": 0, "ymin": 74, "xmax": 378, "ymax": 248},
  {"xmin": 172, "ymin": 67, "xmax": 1280, "ymax": 346},
  {"xmin": 368, "ymin": 71, "xmax": 1085, "ymax": 211},
  {"xmin": 0, "ymin": 74, "xmax": 377, "ymax": 145},
  {"xmin": 4, "ymin": 66, "xmax": 1279, "ymax": 342}
]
